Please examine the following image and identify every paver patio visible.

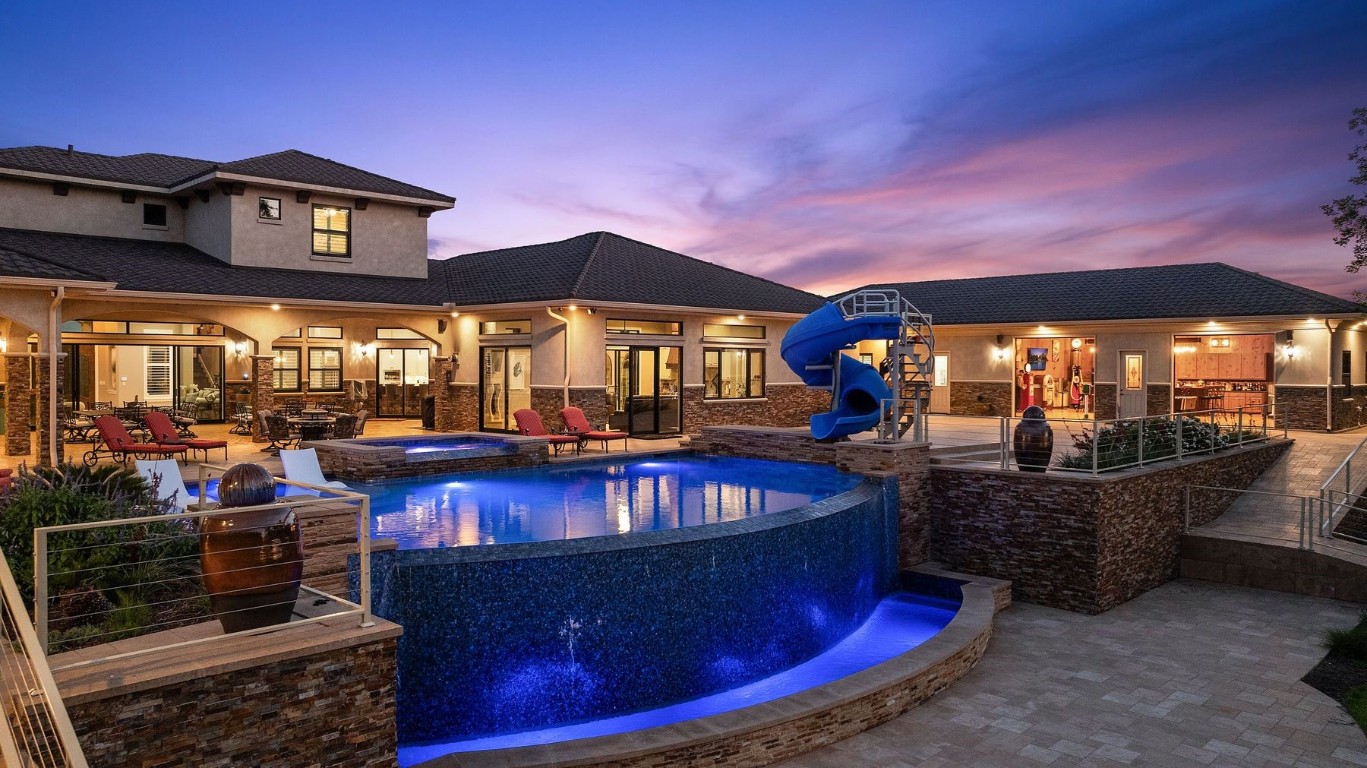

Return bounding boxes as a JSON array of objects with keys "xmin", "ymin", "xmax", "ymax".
[{"xmin": 778, "ymin": 579, "xmax": 1365, "ymax": 767}]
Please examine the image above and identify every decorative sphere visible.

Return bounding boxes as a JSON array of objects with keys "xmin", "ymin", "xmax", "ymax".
[
  {"xmin": 217, "ymin": 463, "xmax": 277, "ymax": 507},
  {"xmin": 1022, "ymin": 405, "xmax": 1047, "ymax": 421}
]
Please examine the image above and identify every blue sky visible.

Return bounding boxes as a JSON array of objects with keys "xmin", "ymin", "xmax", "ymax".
[{"xmin": 3, "ymin": 1, "xmax": 1365, "ymax": 297}]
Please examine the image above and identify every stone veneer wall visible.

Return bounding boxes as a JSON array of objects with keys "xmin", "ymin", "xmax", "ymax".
[
  {"xmin": 250, "ymin": 355, "xmax": 275, "ymax": 442},
  {"xmin": 1181, "ymin": 535, "xmax": 1367, "ymax": 603},
  {"xmin": 1332, "ymin": 384, "xmax": 1366, "ymax": 431},
  {"xmin": 570, "ymin": 387, "xmax": 612, "ymax": 431},
  {"xmin": 1146, "ymin": 383, "xmax": 1170, "ymax": 416},
  {"xmin": 4, "ymin": 354, "xmax": 29, "ymax": 455},
  {"xmin": 1274, "ymin": 385, "xmax": 1332, "ymax": 431},
  {"xmin": 62, "ymin": 633, "xmax": 400, "ymax": 768},
  {"xmin": 529, "ymin": 386, "xmax": 568, "ymax": 431},
  {"xmin": 949, "ymin": 381, "xmax": 1013, "ymax": 416},
  {"xmin": 435, "ymin": 383, "xmax": 480, "ymax": 431},
  {"xmin": 682, "ymin": 383, "xmax": 829, "ymax": 433},
  {"xmin": 929, "ymin": 440, "xmax": 1291, "ymax": 614},
  {"xmin": 311, "ymin": 435, "xmax": 547, "ymax": 482},
  {"xmin": 688, "ymin": 426, "xmax": 930, "ymax": 569},
  {"xmin": 1093, "ymin": 383, "xmax": 1117, "ymax": 420}
]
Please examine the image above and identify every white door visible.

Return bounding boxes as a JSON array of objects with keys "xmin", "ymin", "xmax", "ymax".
[
  {"xmin": 929, "ymin": 353, "xmax": 950, "ymax": 413},
  {"xmin": 1118, "ymin": 351, "xmax": 1147, "ymax": 419}
]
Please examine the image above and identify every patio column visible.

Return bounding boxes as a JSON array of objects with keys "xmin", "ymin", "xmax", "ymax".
[
  {"xmin": 35, "ymin": 354, "xmax": 63, "ymax": 467},
  {"xmin": 3, "ymin": 353, "xmax": 30, "ymax": 456},
  {"xmin": 432, "ymin": 357, "xmax": 453, "ymax": 431},
  {"xmin": 250, "ymin": 355, "xmax": 275, "ymax": 443}
]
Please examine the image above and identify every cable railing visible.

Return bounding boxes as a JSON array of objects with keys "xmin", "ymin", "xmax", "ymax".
[
  {"xmin": 1320, "ymin": 434, "xmax": 1367, "ymax": 536},
  {"xmin": 1184, "ymin": 485, "xmax": 1317, "ymax": 551},
  {"xmin": 32, "ymin": 464, "xmax": 372, "ymax": 671},
  {"xmin": 926, "ymin": 403, "xmax": 1284, "ymax": 475},
  {"xmin": 0, "ymin": 543, "xmax": 87, "ymax": 768}
]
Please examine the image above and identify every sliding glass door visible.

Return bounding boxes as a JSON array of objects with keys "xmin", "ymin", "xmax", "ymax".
[
  {"xmin": 606, "ymin": 346, "xmax": 681, "ymax": 436},
  {"xmin": 376, "ymin": 348, "xmax": 430, "ymax": 417}
]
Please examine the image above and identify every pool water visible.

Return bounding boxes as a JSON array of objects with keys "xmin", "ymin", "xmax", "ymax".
[{"xmin": 364, "ymin": 454, "xmax": 864, "ymax": 549}]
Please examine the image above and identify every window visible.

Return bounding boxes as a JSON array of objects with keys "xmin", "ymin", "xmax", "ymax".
[
  {"xmin": 1344, "ymin": 350, "xmax": 1353, "ymax": 388},
  {"xmin": 704, "ymin": 348, "xmax": 765, "ymax": 399},
  {"xmin": 480, "ymin": 319, "xmax": 532, "ymax": 335},
  {"xmin": 377, "ymin": 327, "xmax": 423, "ymax": 340},
  {"xmin": 308, "ymin": 347, "xmax": 343, "ymax": 391},
  {"xmin": 258, "ymin": 197, "xmax": 281, "ymax": 220},
  {"xmin": 311, "ymin": 205, "xmax": 351, "ymax": 257},
  {"xmin": 142, "ymin": 203, "xmax": 167, "ymax": 228},
  {"xmin": 702, "ymin": 323, "xmax": 764, "ymax": 339},
  {"xmin": 145, "ymin": 346, "xmax": 171, "ymax": 396},
  {"xmin": 606, "ymin": 318, "xmax": 682, "ymax": 335},
  {"xmin": 307, "ymin": 325, "xmax": 343, "ymax": 339},
  {"xmin": 272, "ymin": 347, "xmax": 301, "ymax": 391},
  {"xmin": 61, "ymin": 320, "xmax": 224, "ymax": 336}
]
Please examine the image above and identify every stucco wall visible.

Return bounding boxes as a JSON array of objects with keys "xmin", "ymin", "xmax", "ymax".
[{"xmin": 0, "ymin": 177, "xmax": 186, "ymax": 242}]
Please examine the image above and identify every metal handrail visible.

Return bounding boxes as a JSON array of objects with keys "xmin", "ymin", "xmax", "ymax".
[
  {"xmin": 1319, "ymin": 434, "xmax": 1367, "ymax": 535},
  {"xmin": 33, "ymin": 465, "xmax": 372, "ymax": 668},
  {"xmin": 0, "ymin": 545, "xmax": 88, "ymax": 767},
  {"xmin": 1184, "ymin": 485, "xmax": 1315, "ymax": 551}
]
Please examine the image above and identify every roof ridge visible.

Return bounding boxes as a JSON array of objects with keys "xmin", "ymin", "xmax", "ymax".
[
  {"xmin": 592, "ymin": 231, "xmax": 827, "ymax": 303},
  {"xmin": 568, "ymin": 232, "xmax": 608, "ymax": 299},
  {"xmin": 222, "ymin": 149, "xmax": 456, "ymax": 202}
]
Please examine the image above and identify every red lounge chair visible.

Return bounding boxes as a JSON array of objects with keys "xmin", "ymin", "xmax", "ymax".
[
  {"xmin": 83, "ymin": 415, "xmax": 188, "ymax": 466},
  {"xmin": 0, "ymin": 469, "xmax": 12, "ymax": 494},
  {"xmin": 560, "ymin": 407, "xmax": 628, "ymax": 452},
  {"xmin": 145, "ymin": 410, "xmax": 228, "ymax": 462},
  {"xmin": 513, "ymin": 409, "xmax": 581, "ymax": 456}
]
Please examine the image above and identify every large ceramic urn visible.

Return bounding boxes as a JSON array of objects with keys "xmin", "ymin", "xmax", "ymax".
[
  {"xmin": 200, "ymin": 463, "xmax": 303, "ymax": 633},
  {"xmin": 1012, "ymin": 405, "xmax": 1053, "ymax": 473}
]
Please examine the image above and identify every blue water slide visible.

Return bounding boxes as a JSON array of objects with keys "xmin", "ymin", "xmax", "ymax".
[{"xmin": 780, "ymin": 303, "xmax": 903, "ymax": 440}]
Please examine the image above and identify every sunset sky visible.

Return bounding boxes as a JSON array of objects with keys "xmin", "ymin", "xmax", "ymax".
[{"xmin": 4, "ymin": 1, "xmax": 1365, "ymax": 298}]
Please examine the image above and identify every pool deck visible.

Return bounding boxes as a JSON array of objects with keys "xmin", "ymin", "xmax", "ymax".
[{"xmin": 775, "ymin": 578, "xmax": 1366, "ymax": 768}]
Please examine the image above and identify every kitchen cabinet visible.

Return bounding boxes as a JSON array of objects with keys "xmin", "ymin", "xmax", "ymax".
[
  {"xmin": 1218, "ymin": 355, "xmax": 1241, "ymax": 379},
  {"xmin": 1197, "ymin": 353, "xmax": 1218, "ymax": 379},
  {"xmin": 1175, "ymin": 354, "xmax": 1196, "ymax": 380}
]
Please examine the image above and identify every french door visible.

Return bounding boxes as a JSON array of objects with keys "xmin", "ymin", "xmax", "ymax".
[
  {"xmin": 376, "ymin": 348, "xmax": 430, "ymax": 417},
  {"xmin": 607, "ymin": 346, "xmax": 681, "ymax": 436},
  {"xmin": 480, "ymin": 346, "xmax": 531, "ymax": 431}
]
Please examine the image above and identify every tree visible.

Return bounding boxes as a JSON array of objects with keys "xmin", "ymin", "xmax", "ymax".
[{"xmin": 1322, "ymin": 106, "xmax": 1367, "ymax": 302}]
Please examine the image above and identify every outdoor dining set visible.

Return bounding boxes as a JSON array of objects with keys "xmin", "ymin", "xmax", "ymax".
[{"xmin": 255, "ymin": 403, "xmax": 369, "ymax": 455}]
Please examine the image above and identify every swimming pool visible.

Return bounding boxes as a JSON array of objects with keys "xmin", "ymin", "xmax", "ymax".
[
  {"xmin": 365, "ymin": 454, "xmax": 864, "ymax": 548},
  {"xmin": 360, "ymin": 453, "xmax": 904, "ymax": 753}
]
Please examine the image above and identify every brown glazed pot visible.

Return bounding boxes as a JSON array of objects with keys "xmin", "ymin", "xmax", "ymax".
[
  {"xmin": 1012, "ymin": 405, "xmax": 1053, "ymax": 473},
  {"xmin": 200, "ymin": 463, "xmax": 303, "ymax": 633}
]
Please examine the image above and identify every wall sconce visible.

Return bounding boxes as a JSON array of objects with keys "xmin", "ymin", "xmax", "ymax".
[
  {"xmin": 1283, "ymin": 341, "xmax": 1297, "ymax": 359},
  {"xmin": 0, "ymin": 338, "xmax": 6, "ymax": 354},
  {"xmin": 233, "ymin": 341, "xmax": 248, "ymax": 355},
  {"xmin": 992, "ymin": 346, "xmax": 1009, "ymax": 361}
]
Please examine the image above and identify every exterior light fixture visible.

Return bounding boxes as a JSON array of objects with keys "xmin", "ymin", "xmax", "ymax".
[
  {"xmin": 1284, "ymin": 341, "xmax": 1297, "ymax": 359},
  {"xmin": 993, "ymin": 347, "xmax": 1008, "ymax": 361},
  {"xmin": 0, "ymin": 339, "xmax": 6, "ymax": 353},
  {"xmin": 270, "ymin": 303, "xmax": 281, "ymax": 311},
  {"xmin": 233, "ymin": 341, "xmax": 247, "ymax": 355},
  {"xmin": 586, "ymin": 307, "xmax": 596, "ymax": 315},
  {"xmin": 568, "ymin": 304, "xmax": 577, "ymax": 312},
  {"xmin": 450, "ymin": 311, "xmax": 460, "ymax": 318},
  {"xmin": 738, "ymin": 314, "xmax": 746, "ymax": 321}
]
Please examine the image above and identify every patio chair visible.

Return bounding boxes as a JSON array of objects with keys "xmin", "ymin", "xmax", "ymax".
[
  {"xmin": 229, "ymin": 402, "xmax": 254, "ymax": 435},
  {"xmin": 60, "ymin": 405, "xmax": 96, "ymax": 443},
  {"xmin": 354, "ymin": 409, "xmax": 369, "ymax": 435},
  {"xmin": 170, "ymin": 404, "xmax": 200, "ymax": 437},
  {"xmin": 264, "ymin": 414, "xmax": 300, "ymax": 455},
  {"xmin": 134, "ymin": 458, "xmax": 200, "ymax": 511},
  {"xmin": 145, "ymin": 410, "xmax": 229, "ymax": 462},
  {"xmin": 84, "ymin": 415, "xmax": 188, "ymax": 466},
  {"xmin": 560, "ymin": 406, "xmax": 629, "ymax": 453},
  {"xmin": 331, "ymin": 413, "xmax": 357, "ymax": 440},
  {"xmin": 513, "ymin": 409, "xmax": 581, "ymax": 456},
  {"xmin": 0, "ymin": 469, "xmax": 12, "ymax": 494},
  {"xmin": 279, "ymin": 447, "xmax": 350, "ymax": 496}
]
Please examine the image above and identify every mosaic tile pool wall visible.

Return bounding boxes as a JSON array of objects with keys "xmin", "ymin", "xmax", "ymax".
[{"xmin": 363, "ymin": 477, "xmax": 899, "ymax": 744}]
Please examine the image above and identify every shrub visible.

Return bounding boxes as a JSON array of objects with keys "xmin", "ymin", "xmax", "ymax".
[{"xmin": 1057, "ymin": 417, "xmax": 1231, "ymax": 471}]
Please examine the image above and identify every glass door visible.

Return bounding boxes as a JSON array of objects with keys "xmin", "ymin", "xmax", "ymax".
[
  {"xmin": 480, "ymin": 346, "xmax": 531, "ymax": 431},
  {"xmin": 625, "ymin": 346, "xmax": 682, "ymax": 436},
  {"xmin": 377, "ymin": 348, "xmax": 430, "ymax": 417}
]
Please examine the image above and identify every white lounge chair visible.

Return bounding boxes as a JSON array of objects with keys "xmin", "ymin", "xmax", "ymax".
[
  {"xmin": 135, "ymin": 458, "xmax": 199, "ymax": 511},
  {"xmin": 279, "ymin": 448, "xmax": 350, "ymax": 497}
]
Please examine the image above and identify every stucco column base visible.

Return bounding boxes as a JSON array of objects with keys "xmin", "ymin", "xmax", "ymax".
[
  {"xmin": 4, "ymin": 354, "xmax": 31, "ymax": 456},
  {"xmin": 250, "ymin": 356, "xmax": 275, "ymax": 443}
]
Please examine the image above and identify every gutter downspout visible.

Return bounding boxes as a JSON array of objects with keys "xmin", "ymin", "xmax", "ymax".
[
  {"xmin": 546, "ymin": 306, "xmax": 571, "ymax": 408},
  {"xmin": 49, "ymin": 286, "xmax": 64, "ymax": 466}
]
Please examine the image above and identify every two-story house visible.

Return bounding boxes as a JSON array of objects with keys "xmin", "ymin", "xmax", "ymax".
[{"xmin": 0, "ymin": 145, "xmax": 826, "ymax": 464}]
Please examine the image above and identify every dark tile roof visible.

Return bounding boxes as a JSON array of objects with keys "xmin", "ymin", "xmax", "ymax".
[
  {"xmin": 0, "ymin": 228, "xmax": 448, "ymax": 306},
  {"xmin": 0, "ymin": 146, "xmax": 214, "ymax": 187},
  {"xmin": 846, "ymin": 263, "xmax": 1365, "ymax": 325},
  {"xmin": 0, "ymin": 146, "xmax": 454, "ymax": 203},
  {"xmin": 217, "ymin": 150, "xmax": 454, "ymax": 203},
  {"xmin": 0, "ymin": 245, "xmax": 103, "ymax": 282},
  {"xmin": 441, "ymin": 232, "xmax": 827, "ymax": 314}
]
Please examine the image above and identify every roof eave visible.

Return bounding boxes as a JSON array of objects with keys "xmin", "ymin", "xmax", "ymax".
[
  {"xmin": 443, "ymin": 297, "xmax": 811, "ymax": 319},
  {"xmin": 169, "ymin": 171, "xmax": 456, "ymax": 208},
  {"xmin": 103, "ymin": 288, "xmax": 448, "ymax": 313},
  {"xmin": 0, "ymin": 167, "xmax": 168, "ymax": 194}
]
